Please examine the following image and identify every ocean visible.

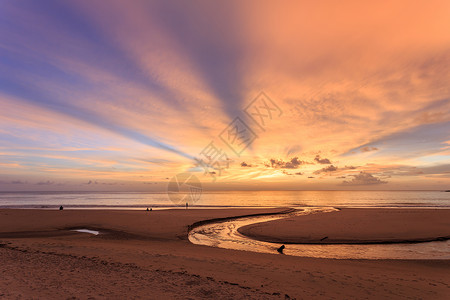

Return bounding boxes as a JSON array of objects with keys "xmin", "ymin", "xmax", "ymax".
[{"xmin": 0, "ymin": 190, "xmax": 449, "ymax": 209}]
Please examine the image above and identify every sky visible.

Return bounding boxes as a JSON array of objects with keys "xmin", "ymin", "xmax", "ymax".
[{"xmin": 0, "ymin": 0, "xmax": 449, "ymax": 191}]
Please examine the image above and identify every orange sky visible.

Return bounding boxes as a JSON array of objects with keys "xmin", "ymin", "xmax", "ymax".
[{"xmin": 0, "ymin": 1, "xmax": 449, "ymax": 191}]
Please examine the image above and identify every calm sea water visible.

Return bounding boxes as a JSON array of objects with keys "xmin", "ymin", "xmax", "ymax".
[{"xmin": 0, "ymin": 190, "xmax": 449, "ymax": 209}]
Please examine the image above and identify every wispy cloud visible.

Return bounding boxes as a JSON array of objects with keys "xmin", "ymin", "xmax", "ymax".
[{"xmin": 0, "ymin": 1, "xmax": 449, "ymax": 190}]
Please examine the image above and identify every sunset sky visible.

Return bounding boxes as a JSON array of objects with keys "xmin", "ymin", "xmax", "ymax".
[{"xmin": 1, "ymin": 0, "xmax": 449, "ymax": 191}]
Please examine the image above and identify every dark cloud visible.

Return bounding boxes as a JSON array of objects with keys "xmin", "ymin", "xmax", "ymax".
[
  {"xmin": 11, "ymin": 180, "xmax": 27, "ymax": 184},
  {"xmin": 314, "ymin": 155, "xmax": 331, "ymax": 164},
  {"xmin": 269, "ymin": 157, "xmax": 305, "ymax": 169},
  {"xmin": 342, "ymin": 172, "xmax": 388, "ymax": 185},
  {"xmin": 0, "ymin": 180, "xmax": 27, "ymax": 184},
  {"xmin": 36, "ymin": 181, "xmax": 54, "ymax": 185},
  {"xmin": 240, "ymin": 162, "xmax": 253, "ymax": 167},
  {"xmin": 360, "ymin": 146, "xmax": 378, "ymax": 152},
  {"xmin": 313, "ymin": 165, "xmax": 338, "ymax": 174},
  {"xmin": 281, "ymin": 170, "xmax": 303, "ymax": 176}
]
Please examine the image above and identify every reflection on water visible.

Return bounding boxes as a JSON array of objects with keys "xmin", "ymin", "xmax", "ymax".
[
  {"xmin": 188, "ymin": 208, "xmax": 450, "ymax": 260},
  {"xmin": 71, "ymin": 229, "xmax": 100, "ymax": 235}
]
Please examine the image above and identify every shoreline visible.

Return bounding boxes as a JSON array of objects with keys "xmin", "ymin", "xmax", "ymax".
[{"xmin": 2, "ymin": 204, "xmax": 450, "ymax": 211}]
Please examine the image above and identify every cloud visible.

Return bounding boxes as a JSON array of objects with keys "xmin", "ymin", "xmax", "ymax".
[
  {"xmin": 187, "ymin": 166, "xmax": 205, "ymax": 173},
  {"xmin": 11, "ymin": 180, "xmax": 27, "ymax": 184},
  {"xmin": 0, "ymin": 180, "xmax": 27, "ymax": 184},
  {"xmin": 314, "ymin": 155, "xmax": 331, "ymax": 164},
  {"xmin": 285, "ymin": 145, "xmax": 302, "ymax": 157},
  {"xmin": 1, "ymin": 1, "xmax": 450, "ymax": 190},
  {"xmin": 342, "ymin": 172, "xmax": 388, "ymax": 185},
  {"xmin": 344, "ymin": 121, "xmax": 450, "ymax": 159},
  {"xmin": 147, "ymin": 1, "xmax": 248, "ymax": 119},
  {"xmin": 240, "ymin": 162, "xmax": 253, "ymax": 167},
  {"xmin": 372, "ymin": 163, "xmax": 450, "ymax": 178},
  {"xmin": 36, "ymin": 180, "xmax": 54, "ymax": 185},
  {"xmin": 313, "ymin": 165, "xmax": 338, "ymax": 174},
  {"xmin": 268, "ymin": 157, "xmax": 305, "ymax": 169},
  {"xmin": 360, "ymin": 146, "xmax": 378, "ymax": 152}
]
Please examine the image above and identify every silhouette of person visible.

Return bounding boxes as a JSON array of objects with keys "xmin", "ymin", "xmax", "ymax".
[
  {"xmin": 185, "ymin": 202, "xmax": 188, "ymax": 209},
  {"xmin": 59, "ymin": 205, "xmax": 63, "ymax": 211},
  {"xmin": 146, "ymin": 208, "xmax": 149, "ymax": 211}
]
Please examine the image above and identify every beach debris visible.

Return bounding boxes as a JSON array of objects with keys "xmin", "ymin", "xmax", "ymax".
[
  {"xmin": 320, "ymin": 236, "xmax": 328, "ymax": 241},
  {"xmin": 59, "ymin": 205, "xmax": 64, "ymax": 210},
  {"xmin": 277, "ymin": 245, "xmax": 285, "ymax": 254}
]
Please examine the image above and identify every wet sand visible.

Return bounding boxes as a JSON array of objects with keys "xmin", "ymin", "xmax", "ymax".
[
  {"xmin": 238, "ymin": 208, "xmax": 450, "ymax": 244},
  {"xmin": 0, "ymin": 208, "xmax": 449, "ymax": 299}
]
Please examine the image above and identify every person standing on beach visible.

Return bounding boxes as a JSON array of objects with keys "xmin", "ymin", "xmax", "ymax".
[{"xmin": 185, "ymin": 202, "xmax": 188, "ymax": 209}]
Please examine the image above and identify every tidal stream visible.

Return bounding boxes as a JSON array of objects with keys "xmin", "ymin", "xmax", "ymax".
[{"xmin": 188, "ymin": 207, "xmax": 450, "ymax": 260}]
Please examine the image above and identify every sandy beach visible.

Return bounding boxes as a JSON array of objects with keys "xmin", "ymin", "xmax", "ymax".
[
  {"xmin": 238, "ymin": 208, "xmax": 450, "ymax": 244},
  {"xmin": 1, "ymin": 208, "xmax": 449, "ymax": 299}
]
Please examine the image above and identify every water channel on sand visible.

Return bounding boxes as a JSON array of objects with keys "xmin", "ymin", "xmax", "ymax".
[{"xmin": 188, "ymin": 207, "xmax": 450, "ymax": 260}]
